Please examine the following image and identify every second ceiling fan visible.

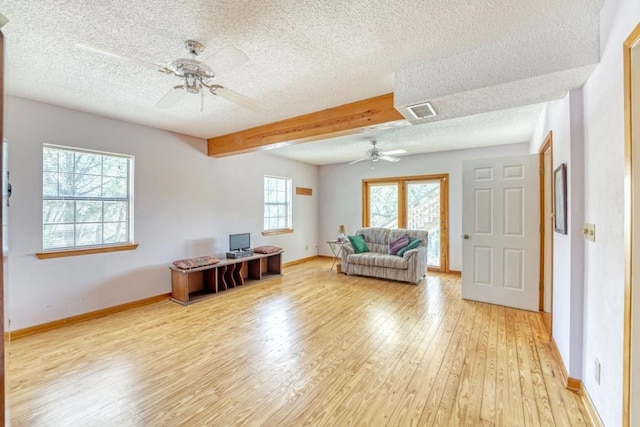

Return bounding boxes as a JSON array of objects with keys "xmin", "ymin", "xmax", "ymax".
[{"xmin": 348, "ymin": 141, "xmax": 406, "ymax": 165}]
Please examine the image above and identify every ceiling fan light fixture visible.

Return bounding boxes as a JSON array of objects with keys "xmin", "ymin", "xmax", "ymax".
[
  {"xmin": 407, "ymin": 101, "xmax": 437, "ymax": 119},
  {"xmin": 184, "ymin": 40, "xmax": 205, "ymax": 56},
  {"xmin": 183, "ymin": 76, "xmax": 198, "ymax": 94},
  {"xmin": 77, "ymin": 39, "xmax": 263, "ymax": 112}
]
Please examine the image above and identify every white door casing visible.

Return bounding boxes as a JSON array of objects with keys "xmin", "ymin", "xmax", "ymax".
[{"xmin": 462, "ymin": 154, "xmax": 540, "ymax": 311}]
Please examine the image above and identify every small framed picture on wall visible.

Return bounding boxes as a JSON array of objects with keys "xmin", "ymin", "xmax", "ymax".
[{"xmin": 554, "ymin": 163, "xmax": 567, "ymax": 234}]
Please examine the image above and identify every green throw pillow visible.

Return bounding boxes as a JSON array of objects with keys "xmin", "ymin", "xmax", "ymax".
[
  {"xmin": 348, "ymin": 234, "xmax": 370, "ymax": 254},
  {"xmin": 396, "ymin": 237, "xmax": 421, "ymax": 256}
]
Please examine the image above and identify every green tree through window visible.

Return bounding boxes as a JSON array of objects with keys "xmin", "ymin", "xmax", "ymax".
[{"xmin": 42, "ymin": 145, "xmax": 133, "ymax": 250}]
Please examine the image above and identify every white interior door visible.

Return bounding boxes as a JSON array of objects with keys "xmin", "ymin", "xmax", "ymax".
[{"xmin": 462, "ymin": 154, "xmax": 540, "ymax": 311}]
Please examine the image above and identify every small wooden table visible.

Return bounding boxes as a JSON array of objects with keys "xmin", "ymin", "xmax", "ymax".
[{"xmin": 327, "ymin": 240, "xmax": 347, "ymax": 271}]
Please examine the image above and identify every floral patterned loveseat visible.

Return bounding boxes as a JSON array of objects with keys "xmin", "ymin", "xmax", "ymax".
[{"xmin": 340, "ymin": 227, "xmax": 428, "ymax": 284}]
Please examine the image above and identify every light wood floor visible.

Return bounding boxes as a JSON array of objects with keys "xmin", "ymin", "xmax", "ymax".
[{"xmin": 7, "ymin": 259, "xmax": 592, "ymax": 426}]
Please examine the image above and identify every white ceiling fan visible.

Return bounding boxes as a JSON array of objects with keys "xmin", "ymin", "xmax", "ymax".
[
  {"xmin": 348, "ymin": 140, "xmax": 406, "ymax": 165},
  {"xmin": 76, "ymin": 40, "xmax": 264, "ymax": 112}
]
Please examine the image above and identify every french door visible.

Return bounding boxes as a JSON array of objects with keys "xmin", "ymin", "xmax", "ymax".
[{"xmin": 362, "ymin": 174, "xmax": 449, "ymax": 272}]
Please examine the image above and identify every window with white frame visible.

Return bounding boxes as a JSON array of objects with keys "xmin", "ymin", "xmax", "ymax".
[
  {"xmin": 263, "ymin": 175, "xmax": 292, "ymax": 232},
  {"xmin": 42, "ymin": 145, "xmax": 134, "ymax": 251}
]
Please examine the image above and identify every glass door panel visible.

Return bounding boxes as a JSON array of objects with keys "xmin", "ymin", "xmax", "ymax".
[
  {"xmin": 363, "ymin": 174, "xmax": 448, "ymax": 272},
  {"xmin": 368, "ymin": 183, "xmax": 398, "ymax": 228},
  {"xmin": 407, "ymin": 181, "xmax": 440, "ymax": 268}
]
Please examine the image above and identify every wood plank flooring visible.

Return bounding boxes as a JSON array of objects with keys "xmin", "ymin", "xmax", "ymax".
[{"xmin": 7, "ymin": 258, "xmax": 592, "ymax": 426}]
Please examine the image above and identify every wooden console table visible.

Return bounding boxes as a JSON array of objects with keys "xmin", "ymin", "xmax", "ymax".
[{"xmin": 170, "ymin": 250, "xmax": 283, "ymax": 306}]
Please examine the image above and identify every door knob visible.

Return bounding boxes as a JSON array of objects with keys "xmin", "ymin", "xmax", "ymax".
[{"xmin": 463, "ymin": 234, "xmax": 470, "ymax": 239}]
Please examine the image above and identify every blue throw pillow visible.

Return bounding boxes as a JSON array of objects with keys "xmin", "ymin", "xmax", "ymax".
[
  {"xmin": 396, "ymin": 237, "xmax": 421, "ymax": 256},
  {"xmin": 348, "ymin": 234, "xmax": 370, "ymax": 254}
]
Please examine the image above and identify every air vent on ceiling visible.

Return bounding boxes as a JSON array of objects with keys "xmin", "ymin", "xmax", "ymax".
[{"xmin": 406, "ymin": 101, "xmax": 437, "ymax": 119}]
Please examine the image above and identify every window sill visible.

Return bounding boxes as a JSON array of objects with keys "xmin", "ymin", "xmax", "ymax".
[
  {"xmin": 36, "ymin": 243, "xmax": 139, "ymax": 259},
  {"xmin": 262, "ymin": 229, "xmax": 294, "ymax": 236}
]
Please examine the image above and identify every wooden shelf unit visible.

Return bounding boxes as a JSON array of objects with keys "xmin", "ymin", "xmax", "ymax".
[{"xmin": 170, "ymin": 250, "xmax": 283, "ymax": 305}]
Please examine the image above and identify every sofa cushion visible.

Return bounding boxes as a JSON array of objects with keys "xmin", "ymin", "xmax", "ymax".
[
  {"xmin": 347, "ymin": 252, "xmax": 408, "ymax": 269},
  {"xmin": 357, "ymin": 228, "xmax": 390, "ymax": 254},
  {"xmin": 389, "ymin": 234, "xmax": 409, "ymax": 255},
  {"xmin": 397, "ymin": 237, "xmax": 422, "ymax": 257},
  {"xmin": 390, "ymin": 229, "xmax": 427, "ymax": 246},
  {"xmin": 348, "ymin": 234, "xmax": 370, "ymax": 253}
]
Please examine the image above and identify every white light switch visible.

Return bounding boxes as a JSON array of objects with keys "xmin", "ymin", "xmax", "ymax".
[{"xmin": 584, "ymin": 223, "xmax": 596, "ymax": 242}]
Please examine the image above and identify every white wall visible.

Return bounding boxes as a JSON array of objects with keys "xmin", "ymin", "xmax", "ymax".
[
  {"xmin": 317, "ymin": 142, "xmax": 529, "ymax": 270},
  {"xmin": 581, "ymin": 0, "xmax": 639, "ymax": 424},
  {"xmin": 6, "ymin": 96, "xmax": 318, "ymax": 330},
  {"xmin": 530, "ymin": 0, "xmax": 640, "ymax": 424},
  {"xmin": 529, "ymin": 89, "xmax": 585, "ymax": 380}
]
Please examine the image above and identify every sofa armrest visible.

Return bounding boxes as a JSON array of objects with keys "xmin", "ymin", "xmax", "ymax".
[
  {"xmin": 341, "ymin": 243, "xmax": 354, "ymax": 265},
  {"xmin": 402, "ymin": 247, "xmax": 421, "ymax": 259},
  {"xmin": 404, "ymin": 246, "xmax": 428, "ymax": 282}
]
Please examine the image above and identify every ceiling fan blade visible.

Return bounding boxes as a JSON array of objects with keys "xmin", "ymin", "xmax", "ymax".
[
  {"xmin": 348, "ymin": 158, "xmax": 367, "ymax": 165},
  {"xmin": 379, "ymin": 155, "xmax": 401, "ymax": 162},
  {"xmin": 206, "ymin": 45, "xmax": 249, "ymax": 73},
  {"xmin": 156, "ymin": 86, "xmax": 186, "ymax": 109},
  {"xmin": 211, "ymin": 85, "xmax": 265, "ymax": 113},
  {"xmin": 381, "ymin": 149, "xmax": 407, "ymax": 155},
  {"xmin": 76, "ymin": 43, "xmax": 170, "ymax": 73}
]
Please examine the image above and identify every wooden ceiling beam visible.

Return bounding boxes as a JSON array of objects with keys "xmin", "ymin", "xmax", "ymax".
[{"xmin": 207, "ymin": 93, "xmax": 404, "ymax": 157}]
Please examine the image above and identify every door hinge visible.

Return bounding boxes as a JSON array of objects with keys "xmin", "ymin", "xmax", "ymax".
[
  {"xmin": 539, "ymin": 224, "xmax": 544, "ymax": 233},
  {"xmin": 539, "ymin": 166, "xmax": 545, "ymax": 175}
]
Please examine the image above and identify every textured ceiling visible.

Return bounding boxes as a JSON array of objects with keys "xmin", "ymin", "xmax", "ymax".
[
  {"xmin": 265, "ymin": 103, "xmax": 547, "ymax": 165},
  {"xmin": 0, "ymin": 0, "xmax": 603, "ymax": 164}
]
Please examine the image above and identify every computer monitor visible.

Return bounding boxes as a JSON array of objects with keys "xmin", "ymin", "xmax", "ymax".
[{"xmin": 229, "ymin": 233, "xmax": 250, "ymax": 252}]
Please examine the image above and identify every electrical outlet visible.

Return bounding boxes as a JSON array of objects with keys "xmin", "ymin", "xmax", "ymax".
[
  {"xmin": 305, "ymin": 245, "xmax": 308, "ymax": 250},
  {"xmin": 594, "ymin": 358, "xmax": 601, "ymax": 384}
]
